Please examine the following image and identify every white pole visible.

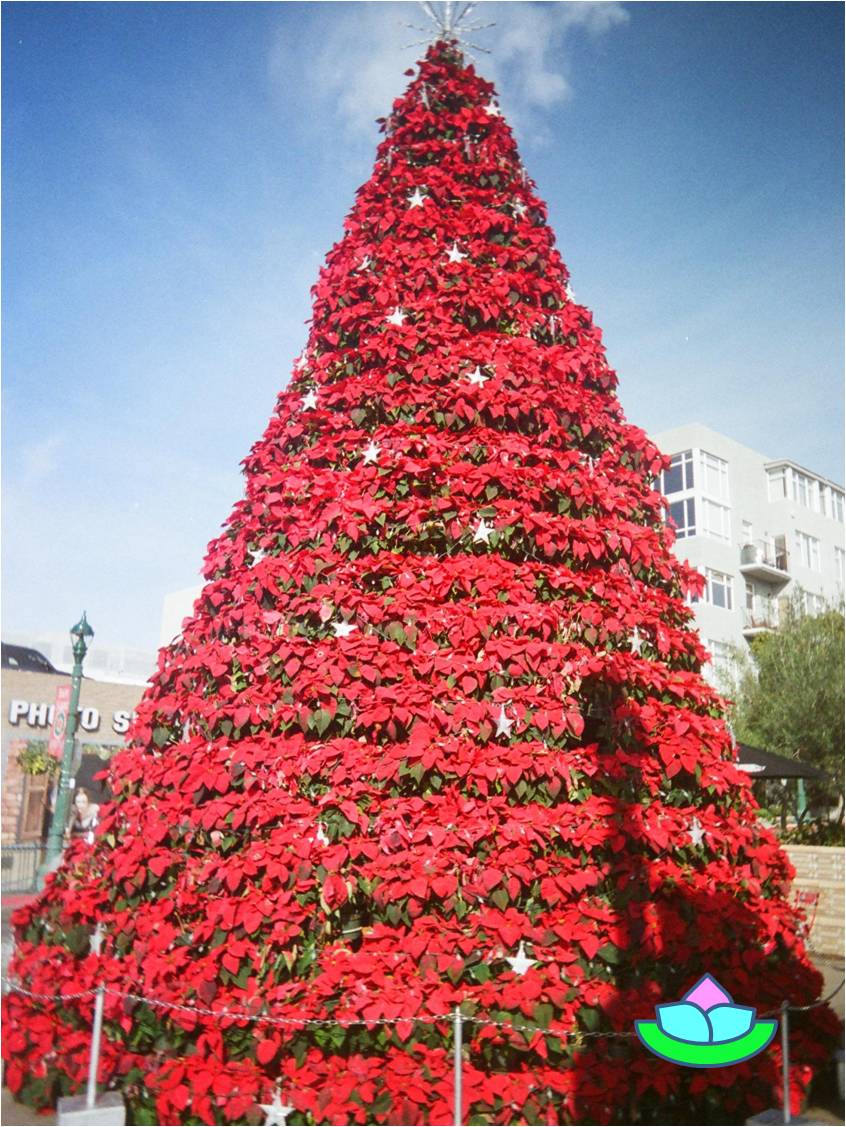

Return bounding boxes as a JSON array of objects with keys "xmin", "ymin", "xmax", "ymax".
[
  {"xmin": 453, "ymin": 1006, "xmax": 463, "ymax": 1127},
  {"xmin": 86, "ymin": 923, "xmax": 105, "ymax": 1111},
  {"xmin": 86, "ymin": 984, "xmax": 105, "ymax": 1111}
]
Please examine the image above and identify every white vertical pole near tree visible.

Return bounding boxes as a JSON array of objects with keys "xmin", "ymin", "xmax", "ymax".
[
  {"xmin": 453, "ymin": 1006, "xmax": 463, "ymax": 1127},
  {"xmin": 86, "ymin": 985, "xmax": 106, "ymax": 1110},
  {"xmin": 86, "ymin": 924, "xmax": 105, "ymax": 1111}
]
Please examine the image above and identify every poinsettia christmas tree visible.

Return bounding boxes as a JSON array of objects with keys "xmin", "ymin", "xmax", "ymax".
[{"xmin": 4, "ymin": 37, "xmax": 837, "ymax": 1127}]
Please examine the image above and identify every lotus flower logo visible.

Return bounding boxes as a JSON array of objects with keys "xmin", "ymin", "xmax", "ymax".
[{"xmin": 635, "ymin": 973, "xmax": 778, "ymax": 1068}]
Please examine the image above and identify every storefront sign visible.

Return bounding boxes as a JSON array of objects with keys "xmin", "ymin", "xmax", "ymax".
[{"xmin": 7, "ymin": 699, "xmax": 135, "ymax": 735}]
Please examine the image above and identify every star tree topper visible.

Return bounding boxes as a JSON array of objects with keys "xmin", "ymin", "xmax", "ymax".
[{"xmin": 404, "ymin": 2, "xmax": 495, "ymax": 59}]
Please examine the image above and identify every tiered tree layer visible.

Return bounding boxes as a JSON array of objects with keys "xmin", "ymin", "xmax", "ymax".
[{"xmin": 4, "ymin": 41, "xmax": 836, "ymax": 1127}]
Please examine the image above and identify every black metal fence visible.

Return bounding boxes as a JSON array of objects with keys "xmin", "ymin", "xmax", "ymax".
[{"xmin": 1, "ymin": 843, "xmax": 43, "ymax": 894}]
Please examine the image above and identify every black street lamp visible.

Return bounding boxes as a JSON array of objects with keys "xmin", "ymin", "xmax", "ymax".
[{"xmin": 38, "ymin": 612, "xmax": 94, "ymax": 884}]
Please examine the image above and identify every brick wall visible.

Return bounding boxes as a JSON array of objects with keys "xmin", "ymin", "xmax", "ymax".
[{"xmin": 785, "ymin": 845, "xmax": 845, "ymax": 957}]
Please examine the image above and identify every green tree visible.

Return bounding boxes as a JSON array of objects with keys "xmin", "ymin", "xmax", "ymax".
[{"xmin": 725, "ymin": 596, "xmax": 844, "ymax": 824}]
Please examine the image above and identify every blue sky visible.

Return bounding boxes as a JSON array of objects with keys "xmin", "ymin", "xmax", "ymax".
[{"xmin": 3, "ymin": 1, "xmax": 843, "ymax": 658}]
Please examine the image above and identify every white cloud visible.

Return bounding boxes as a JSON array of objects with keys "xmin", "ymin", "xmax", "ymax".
[
  {"xmin": 486, "ymin": 1, "xmax": 629, "ymax": 116},
  {"xmin": 268, "ymin": 1, "xmax": 628, "ymax": 138},
  {"xmin": 268, "ymin": 3, "xmax": 418, "ymax": 138},
  {"xmin": 18, "ymin": 434, "xmax": 64, "ymax": 486}
]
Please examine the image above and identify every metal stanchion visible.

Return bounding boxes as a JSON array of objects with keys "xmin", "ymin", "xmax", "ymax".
[
  {"xmin": 85, "ymin": 984, "xmax": 106, "ymax": 1110},
  {"xmin": 453, "ymin": 1006, "xmax": 463, "ymax": 1127},
  {"xmin": 781, "ymin": 1001, "xmax": 790, "ymax": 1126},
  {"xmin": 57, "ymin": 924, "xmax": 125, "ymax": 1126}
]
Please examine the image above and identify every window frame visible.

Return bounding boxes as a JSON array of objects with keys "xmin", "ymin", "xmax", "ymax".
[
  {"xmin": 668, "ymin": 496, "xmax": 696, "ymax": 539},
  {"xmin": 704, "ymin": 567, "xmax": 733, "ymax": 610},
  {"xmin": 661, "ymin": 450, "xmax": 694, "ymax": 496},
  {"xmin": 701, "ymin": 497, "xmax": 731, "ymax": 542},
  {"xmin": 700, "ymin": 450, "xmax": 730, "ymax": 502},
  {"xmin": 795, "ymin": 529, "xmax": 821, "ymax": 572}
]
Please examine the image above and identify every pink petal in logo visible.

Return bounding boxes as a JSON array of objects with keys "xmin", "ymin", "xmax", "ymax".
[{"xmin": 683, "ymin": 974, "xmax": 734, "ymax": 1012}]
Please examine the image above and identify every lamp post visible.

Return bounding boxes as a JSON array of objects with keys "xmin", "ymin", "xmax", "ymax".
[{"xmin": 38, "ymin": 612, "xmax": 94, "ymax": 884}]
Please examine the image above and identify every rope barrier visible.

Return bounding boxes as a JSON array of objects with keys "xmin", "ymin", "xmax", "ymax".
[
  {"xmin": 9, "ymin": 973, "xmax": 842, "ymax": 1036},
  {"xmin": 2, "ymin": 977, "xmax": 638, "ymax": 1038}
]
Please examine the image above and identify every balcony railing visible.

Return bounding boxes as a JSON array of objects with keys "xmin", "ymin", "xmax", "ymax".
[
  {"xmin": 740, "ymin": 538, "xmax": 789, "ymax": 582},
  {"xmin": 743, "ymin": 600, "xmax": 779, "ymax": 634}
]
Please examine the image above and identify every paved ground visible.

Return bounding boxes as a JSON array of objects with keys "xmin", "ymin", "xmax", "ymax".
[
  {"xmin": 1, "ymin": 1085, "xmax": 55, "ymax": 1126},
  {"xmin": 2, "ymin": 898, "xmax": 843, "ymax": 1125}
]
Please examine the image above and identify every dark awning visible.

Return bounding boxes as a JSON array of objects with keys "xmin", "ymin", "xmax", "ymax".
[{"xmin": 735, "ymin": 742, "xmax": 827, "ymax": 781}]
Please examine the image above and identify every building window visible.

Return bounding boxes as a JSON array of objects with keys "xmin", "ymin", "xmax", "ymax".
[
  {"xmin": 831, "ymin": 489, "xmax": 844, "ymax": 523},
  {"xmin": 704, "ymin": 638, "xmax": 734, "ymax": 686},
  {"xmin": 791, "ymin": 469, "xmax": 819, "ymax": 511},
  {"xmin": 707, "ymin": 638, "xmax": 733, "ymax": 670},
  {"xmin": 662, "ymin": 450, "xmax": 694, "ymax": 495},
  {"xmin": 767, "ymin": 467, "xmax": 787, "ymax": 501},
  {"xmin": 704, "ymin": 568, "xmax": 733, "ymax": 610},
  {"xmin": 835, "ymin": 546, "xmax": 845, "ymax": 586},
  {"xmin": 700, "ymin": 451, "xmax": 729, "ymax": 501},
  {"xmin": 795, "ymin": 529, "xmax": 821, "ymax": 571},
  {"xmin": 701, "ymin": 498, "xmax": 731, "ymax": 541},
  {"xmin": 668, "ymin": 497, "xmax": 696, "ymax": 538},
  {"xmin": 802, "ymin": 589, "xmax": 825, "ymax": 616}
]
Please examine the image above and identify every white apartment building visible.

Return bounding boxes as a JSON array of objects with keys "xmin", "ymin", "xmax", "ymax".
[{"xmin": 651, "ymin": 423, "xmax": 845, "ymax": 680}]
